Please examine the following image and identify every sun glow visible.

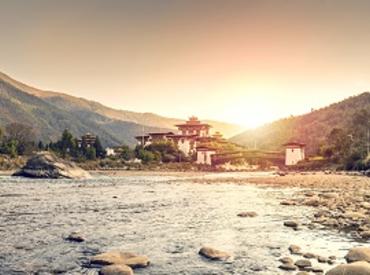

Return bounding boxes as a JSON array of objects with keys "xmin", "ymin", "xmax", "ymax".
[{"xmin": 213, "ymin": 77, "xmax": 286, "ymax": 129}]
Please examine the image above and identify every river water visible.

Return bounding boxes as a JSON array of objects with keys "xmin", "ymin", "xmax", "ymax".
[{"xmin": 0, "ymin": 173, "xmax": 362, "ymax": 274}]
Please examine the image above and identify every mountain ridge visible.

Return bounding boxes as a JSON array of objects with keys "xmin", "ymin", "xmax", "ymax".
[
  {"xmin": 0, "ymin": 71, "xmax": 244, "ymax": 136},
  {"xmin": 230, "ymin": 92, "xmax": 370, "ymax": 155},
  {"xmin": 0, "ymin": 71, "xmax": 244, "ymax": 146}
]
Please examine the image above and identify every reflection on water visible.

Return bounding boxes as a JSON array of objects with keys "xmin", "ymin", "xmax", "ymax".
[{"xmin": 0, "ymin": 173, "xmax": 361, "ymax": 274}]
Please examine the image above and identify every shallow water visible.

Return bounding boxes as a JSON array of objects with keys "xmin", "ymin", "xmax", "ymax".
[{"xmin": 0, "ymin": 173, "xmax": 362, "ymax": 274}]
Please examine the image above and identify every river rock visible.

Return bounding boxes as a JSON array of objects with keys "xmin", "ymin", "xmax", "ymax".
[
  {"xmin": 13, "ymin": 152, "xmax": 91, "ymax": 179},
  {"xmin": 65, "ymin": 232, "xmax": 85, "ymax": 242},
  {"xmin": 360, "ymin": 202, "xmax": 370, "ymax": 210},
  {"xmin": 296, "ymin": 272, "xmax": 310, "ymax": 275},
  {"xmin": 284, "ymin": 221, "xmax": 299, "ymax": 228},
  {"xmin": 318, "ymin": 256, "xmax": 329, "ymax": 263},
  {"xmin": 304, "ymin": 198, "xmax": 321, "ymax": 207},
  {"xmin": 99, "ymin": 264, "xmax": 133, "ymax": 275},
  {"xmin": 343, "ymin": 212, "xmax": 366, "ymax": 221},
  {"xmin": 345, "ymin": 247, "xmax": 370, "ymax": 263},
  {"xmin": 281, "ymin": 200, "xmax": 297, "ymax": 206},
  {"xmin": 280, "ymin": 257, "xmax": 294, "ymax": 264},
  {"xmin": 326, "ymin": 261, "xmax": 370, "ymax": 275},
  {"xmin": 312, "ymin": 266, "xmax": 324, "ymax": 273},
  {"xmin": 199, "ymin": 246, "xmax": 231, "ymax": 261},
  {"xmin": 237, "ymin": 211, "xmax": 257, "ymax": 218},
  {"xmin": 91, "ymin": 251, "xmax": 150, "ymax": 268},
  {"xmin": 295, "ymin": 259, "xmax": 312, "ymax": 269},
  {"xmin": 279, "ymin": 263, "xmax": 297, "ymax": 271},
  {"xmin": 320, "ymin": 193, "xmax": 339, "ymax": 199},
  {"xmin": 303, "ymin": 252, "xmax": 317, "ymax": 259},
  {"xmin": 360, "ymin": 231, "xmax": 370, "ymax": 239},
  {"xmin": 289, "ymin": 245, "xmax": 302, "ymax": 255}
]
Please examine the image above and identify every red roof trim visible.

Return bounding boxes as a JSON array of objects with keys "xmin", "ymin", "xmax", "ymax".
[{"xmin": 283, "ymin": 142, "xmax": 306, "ymax": 147}]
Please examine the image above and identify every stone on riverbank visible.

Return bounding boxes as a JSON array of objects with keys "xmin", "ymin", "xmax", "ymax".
[
  {"xmin": 279, "ymin": 257, "xmax": 294, "ymax": 264},
  {"xmin": 237, "ymin": 211, "xmax": 257, "ymax": 218},
  {"xmin": 345, "ymin": 247, "xmax": 370, "ymax": 263},
  {"xmin": 318, "ymin": 256, "xmax": 329, "ymax": 263},
  {"xmin": 326, "ymin": 261, "xmax": 370, "ymax": 275},
  {"xmin": 311, "ymin": 266, "xmax": 324, "ymax": 273},
  {"xmin": 284, "ymin": 221, "xmax": 299, "ymax": 229},
  {"xmin": 280, "ymin": 200, "xmax": 297, "ymax": 206},
  {"xmin": 303, "ymin": 252, "xmax": 317, "ymax": 259},
  {"xmin": 65, "ymin": 232, "xmax": 85, "ymax": 242},
  {"xmin": 289, "ymin": 245, "xmax": 302, "ymax": 255},
  {"xmin": 91, "ymin": 251, "xmax": 150, "ymax": 268},
  {"xmin": 278, "ymin": 263, "xmax": 297, "ymax": 271},
  {"xmin": 199, "ymin": 246, "xmax": 231, "ymax": 261},
  {"xmin": 99, "ymin": 264, "xmax": 134, "ymax": 275},
  {"xmin": 13, "ymin": 152, "xmax": 91, "ymax": 179},
  {"xmin": 360, "ymin": 231, "xmax": 370, "ymax": 239},
  {"xmin": 294, "ymin": 259, "xmax": 312, "ymax": 269}
]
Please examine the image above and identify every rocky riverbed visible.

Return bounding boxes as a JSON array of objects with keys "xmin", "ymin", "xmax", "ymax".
[
  {"xmin": 0, "ymin": 172, "xmax": 368, "ymax": 274},
  {"xmin": 246, "ymin": 172, "xmax": 370, "ymax": 241}
]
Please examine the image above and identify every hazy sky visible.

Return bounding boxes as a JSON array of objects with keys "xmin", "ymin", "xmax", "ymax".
[{"xmin": 1, "ymin": 0, "xmax": 370, "ymax": 128}]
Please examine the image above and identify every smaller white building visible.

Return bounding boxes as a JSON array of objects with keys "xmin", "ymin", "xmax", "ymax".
[
  {"xmin": 196, "ymin": 146, "xmax": 216, "ymax": 165},
  {"xmin": 284, "ymin": 142, "xmax": 306, "ymax": 166},
  {"xmin": 105, "ymin": 147, "xmax": 116, "ymax": 157}
]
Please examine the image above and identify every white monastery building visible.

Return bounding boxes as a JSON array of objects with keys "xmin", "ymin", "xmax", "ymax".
[
  {"xmin": 284, "ymin": 142, "xmax": 306, "ymax": 166},
  {"xmin": 196, "ymin": 146, "xmax": 216, "ymax": 165},
  {"xmin": 135, "ymin": 116, "xmax": 213, "ymax": 157}
]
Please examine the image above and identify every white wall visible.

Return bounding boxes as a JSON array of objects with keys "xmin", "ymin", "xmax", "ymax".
[
  {"xmin": 196, "ymin": 151, "xmax": 216, "ymax": 165},
  {"xmin": 105, "ymin": 148, "xmax": 116, "ymax": 156},
  {"xmin": 285, "ymin": 147, "xmax": 305, "ymax": 166},
  {"xmin": 177, "ymin": 139, "xmax": 192, "ymax": 156}
]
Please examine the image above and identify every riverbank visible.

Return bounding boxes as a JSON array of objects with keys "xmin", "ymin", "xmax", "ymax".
[
  {"xmin": 97, "ymin": 171, "xmax": 370, "ymax": 241},
  {"xmin": 230, "ymin": 172, "xmax": 370, "ymax": 242}
]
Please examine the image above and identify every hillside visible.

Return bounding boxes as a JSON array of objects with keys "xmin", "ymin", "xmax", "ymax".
[
  {"xmin": 0, "ymin": 72, "xmax": 244, "ymax": 138},
  {"xmin": 230, "ymin": 92, "xmax": 370, "ymax": 155},
  {"xmin": 0, "ymin": 71, "xmax": 243, "ymax": 147},
  {"xmin": 0, "ymin": 75, "xmax": 168, "ymax": 146}
]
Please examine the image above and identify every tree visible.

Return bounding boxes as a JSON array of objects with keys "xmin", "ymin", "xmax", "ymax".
[
  {"xmin": 94, "ymin": 136, "xmax": 105, "ymax": 158},
  {"xmin": 136, "ymin": 148, "xmax": 156, "ymax": 164},
  {"xmin": 350, "ymin": 109, "xmax": 370, "ymax": 157},
  {"xmin": 326, "ymin": 128, "xmax": 351, "ymax": 159},
  {"xmin": 38, "ymin": 141, "xmax": 45, "ymax": 150},
  {"xmin": 145, "ymin": 141, "xmax": 184, "ymax": 163},
  {"xmin": 57, "ymin": 129, "xmax": 77, "ymax": 157},
  {"xmin": 4, "ymin": 123, "xmax": 36, "ymax": 155},
  {"xmin": 85, "ymin": 147, "xmax": 96, "ymax": 160},
  {"xmin": 119, "ymin": 145, "xmax": 135, "ymax": 161},
  {"xmin": 1, "ymin": 139, "xmax": 18, "ymax": 158}
]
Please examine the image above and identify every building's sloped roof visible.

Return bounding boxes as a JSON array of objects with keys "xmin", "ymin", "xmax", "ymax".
[
  {"xmin": 283, "ymin": 142, "xmax": 306, "ymax": 147},
  {"xmin": 148, "ymin": 132, "xmax": 174, "ymax": 136},
  {"xmin": 196, "ymin": 145, "xmax": 217, "ymax": 151}
]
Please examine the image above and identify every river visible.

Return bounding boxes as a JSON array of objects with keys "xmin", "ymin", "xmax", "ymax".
[{"xmin": 0, "ymin": 172, "xmax": 362, "ymax": 274}]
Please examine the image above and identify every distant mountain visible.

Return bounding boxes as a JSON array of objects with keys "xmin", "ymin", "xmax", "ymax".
[
  {"xmin": 230, "ymin": 92, "xmax": 370, "ymax": 155},
  {"xmin": 0, "ymin": 71, "xmax": 244, "ymax": 146}
]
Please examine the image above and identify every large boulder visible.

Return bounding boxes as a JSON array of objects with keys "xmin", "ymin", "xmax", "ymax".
[
  {"xmin": 91, "ymin": 251, "xmax": 150, "ymax": 268},
  {"xmin": 326, "ymin": 261, "xmax": 370, "ymax": 275},
  {"xmin": 13, "ymin": 152, "xmax": 91, "ymax": 179},
  {"xmin": 345, "ymin": 247, "xmax": 370, "ymax": 263}
]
